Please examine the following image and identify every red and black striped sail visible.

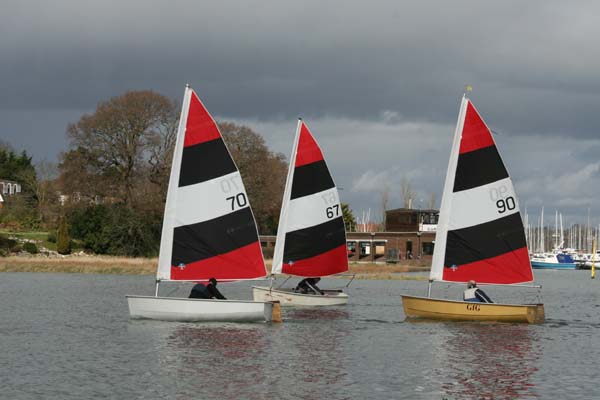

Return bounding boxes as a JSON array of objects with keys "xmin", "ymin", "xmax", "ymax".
[
  {"xmin": 430, "ymin": 97, "xmax": 533, "ymax": 284},
  {"xmin": 156, "ymin": 87, "xmax": 266, "ymax": 281},
  {"xmin": 271, "ymin": 121, "xmax": 348, "ymax": 277}
]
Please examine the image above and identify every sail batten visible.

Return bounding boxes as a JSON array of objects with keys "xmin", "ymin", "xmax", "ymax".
[
  {"xmin": 157, "ymin": 87, "xmax": 266, "ymax": 281},
  {"xmin": 430, "ymin": 96, "xmax": 533, "ymax": 284},
  {"xmin": 272, "ymin": 120, "xmax": 348, "ymax": 277}
]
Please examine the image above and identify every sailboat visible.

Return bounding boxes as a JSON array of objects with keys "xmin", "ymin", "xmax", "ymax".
[
  {"xmin": 127, "ymin": 85, "xmax": 277, "ymax": 322},
  {"xmin": 252, "ymin": 119, "xmax": 349, "ymax": 306},
  {"xmin": 401, "ymin": 95, "xmax": 545, "ymax": 324}
]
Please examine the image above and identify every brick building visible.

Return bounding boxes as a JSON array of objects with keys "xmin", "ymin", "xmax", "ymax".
[{"xmin": 260, "ymin": 207, "xmax": 439, "ymax": 264}]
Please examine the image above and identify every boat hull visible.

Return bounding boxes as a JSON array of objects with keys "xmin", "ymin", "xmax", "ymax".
[
  {"xmin": 252, "ymin": 286, "xmax": 349, "ymax": 306},
  {"xmin": 126, "ymin": 295, "xmax": 274, "ymax": 322},
  {"xmin": 401, "ymin": 295, "xmax": 544, "ymax": 324},
  {"xmin": 530, "ymin": 261, "xmax": 577, "ymax": 270}
]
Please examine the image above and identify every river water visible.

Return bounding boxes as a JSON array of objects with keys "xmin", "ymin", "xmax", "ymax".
[{"xmin": 1, "ymin": 270, "xmax": 598, "ymax": 399}]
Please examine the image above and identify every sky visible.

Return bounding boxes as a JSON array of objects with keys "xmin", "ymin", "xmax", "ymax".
[{"xmin": 2, "ymin": 0, "xmax": 600, "ymax": 226}]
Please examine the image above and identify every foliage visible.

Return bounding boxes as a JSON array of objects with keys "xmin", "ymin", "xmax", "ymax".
[
  {"xmin": 218, "ymin": 122, "xmax": 288, "ymax": 234},
  {"xmin": 0, "ymin": 144, "xmax": 36, "ymax": 187},
  {"xmin": 0, "ymin": 234, "xmax": 17, "ymax": 256},
  {"xmin": 342, "ymin": 203, "xmax": 357, "ymax": 232},
  {"xmin": 68, "ymin": 205, "xmax": 161, "ymax": 257},
  {"xmin": 47, "ymin": 231, "xmax": 57, "ymax": 243},
  {"xmin": 57, "ymin": 214, "xmax": 71, "ymax": 255},
  {"xmin": 22, "ymin": 242, "xmax": 38, "ymax": 254}
]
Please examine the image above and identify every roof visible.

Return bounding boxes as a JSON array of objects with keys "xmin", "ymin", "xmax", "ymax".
[{"xmin": 386, "ymin": 208, "xmax": 439, "ymax": 213}]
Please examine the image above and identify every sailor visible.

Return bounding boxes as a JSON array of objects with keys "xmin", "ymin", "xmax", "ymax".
[
  {"xmin": 189, "ymin": 278, "xmax": 227, "ymax": 300},
  {"xmin": 295, "ymin": 277, "xmax": 325, "ymax": 295},
  {"xmin": 463, "ymin": 280, "xmax": 493, "ymax": 303}
]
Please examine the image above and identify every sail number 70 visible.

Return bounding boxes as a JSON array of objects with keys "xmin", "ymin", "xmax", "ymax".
[{"xmin": 226, "ymin": 193, "xmax": 247, "ymax": 210}]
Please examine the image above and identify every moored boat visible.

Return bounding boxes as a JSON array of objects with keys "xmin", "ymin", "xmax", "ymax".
[
  {"xmin": 401, "ymin": 93, "xmax": 544, "ymax": 324},
  {"xmin": 530, "ymin": 252, "xmax": 577, "ymax": 270}
]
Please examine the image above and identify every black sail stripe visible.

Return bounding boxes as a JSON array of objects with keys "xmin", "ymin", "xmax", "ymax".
[
  {"xmin": 171, "ymin": 207, "xmax": 259, "ymax": 266},
  {"xmin": 443, "ymin": 213, "xmax": 527, "ymax": 268},
  {"xmin": 283, "ymin": 217, "xmax": 346, "ymax": 262},
  {"xmin": 290, "ymin": 160, "xmax": 335, "ymax": 199},
  {"xmin": 179, "ymin": 138, "xmax": 238, "ymax": 187},
  {"xmin": 453, "ymin": 145, "xmax": 509, "ymax": 193}
]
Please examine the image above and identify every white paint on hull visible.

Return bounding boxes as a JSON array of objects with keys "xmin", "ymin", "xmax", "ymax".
[
  {"xmin": 252, "ymin": 286, "xmax": 348, "ymax": 306},
  {"xmin": 126, "ymin": 295, "xmax": 273, "ymax": 322}
]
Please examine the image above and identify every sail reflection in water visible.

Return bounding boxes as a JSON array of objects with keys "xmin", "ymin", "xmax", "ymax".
[{"xmin": 440, "ymin": 324, "xmax": 541, "ymax": 399}]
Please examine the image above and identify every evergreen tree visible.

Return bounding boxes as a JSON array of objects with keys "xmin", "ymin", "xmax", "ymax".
[{"xmin": 57, "ymin": 214, "xmax": 71, "ymax": 255}]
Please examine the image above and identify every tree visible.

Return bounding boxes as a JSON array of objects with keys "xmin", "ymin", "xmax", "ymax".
[
  {"xmin": 400, "ymin": 176, "xmax": 417, "ymax": 209},
  {"xmin": 218, "ymin": 122, "xmax": 288, "ymax": 234},
  {"xmin": 17, "ymin": 159, "xmax": 58, "ymax": 225},
  {"xmin": 57, "ymin": 214, "xmax": 71, "ymax": 255},
  {"xmin": 380, "ymin": 186, "xmax": 390, "ymax": 231},
  {"xmin": 65, "ymin": 91, "xmax": 178, "ymax": 207},
  {"xmin": 342, "ymin": 203, "xmax": 356, "ymax": 232}
]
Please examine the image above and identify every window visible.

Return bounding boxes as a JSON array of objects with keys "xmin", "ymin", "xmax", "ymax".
[{"xmin": 422, "ymin": 242, "xmax": 434, "ymax": 256}]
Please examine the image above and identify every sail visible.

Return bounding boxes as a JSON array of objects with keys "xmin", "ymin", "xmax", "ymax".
[
  {"xmin": 430, "ymin": 96, "xmax": 533, "ymax": 284},
  {"xmin": 156, "ymin": 86, "xmax": 266, "ymax": 281},
  {"xmin": 271, "ymin": 120, "xmax": 348, "ymax": 277}
]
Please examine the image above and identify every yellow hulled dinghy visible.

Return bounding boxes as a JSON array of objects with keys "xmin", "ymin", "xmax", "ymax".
[{"xmin": 401, "ymin": 94, "xmax": 544, "ymax": 324}]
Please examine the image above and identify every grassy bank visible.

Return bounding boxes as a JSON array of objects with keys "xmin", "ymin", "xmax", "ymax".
[{"xmin": 0, "ymin": 255, "xmax": 429, "ymax": 279}]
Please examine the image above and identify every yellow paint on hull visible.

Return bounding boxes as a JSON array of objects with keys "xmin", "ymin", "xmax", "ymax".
[{"xmin": 401, "ymin": 295, "xmax": 545, "ymax": 324}]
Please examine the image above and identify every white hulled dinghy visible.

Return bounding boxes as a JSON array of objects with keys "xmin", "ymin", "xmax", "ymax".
[
  {"xmin": 253, "ymin": 119, "xmax": 350, "ymax": 306},
  {"xmin": 127, "ymin": 86, "xmax": 277, "ymax": 322},
  {"xmin": 401, "ymin": 95, "xmax": 544, "ymax": 324}
]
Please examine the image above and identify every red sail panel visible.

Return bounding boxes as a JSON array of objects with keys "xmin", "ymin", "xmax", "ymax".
[
  {"xmin": 295, "ymin": 122, "xmax": 325, "ymax": 167},
  {"xmin": 442, "ymin": 247, "xmax": 533, "ymax": 284},
  {"xmin": 170, "ymin": 241, "xmax": 265, "ymax": 281},
  {"xmin": 184, "ymin": 91, "xmax": 222, "ymax": 148},
  {"xmin": 281, "ymin": 244, "xmax": 348, "ymax": 277},
  {"xmin": 459, "ymin": 101, "xmax": 495, "ymax": 154}
]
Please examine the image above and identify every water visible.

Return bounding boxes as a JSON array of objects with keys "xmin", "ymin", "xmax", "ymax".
[{"xmin": 1, "ymin": 270, "xmax": 599, "ymax": 399}]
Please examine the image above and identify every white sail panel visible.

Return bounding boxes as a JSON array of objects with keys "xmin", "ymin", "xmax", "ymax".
[
  {"xmin": 285, "ymin": 187, "xmax": 341, "ymax": 232},
  {"xmin": 173, "ymin": 171, "xmax": 249, "ymax": 227},
  {"xmin": 448, "ymin": 177, "xmax": 520, "ymax": 231},
  {"xmin": 157, "ymin": 87, "xmax": 191, "ymax": 280}
]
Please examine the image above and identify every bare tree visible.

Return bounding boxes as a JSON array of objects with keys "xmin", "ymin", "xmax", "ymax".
[
  {"xmin": 400, "ymin": 176, "xmax": 417, "ymax": 209},
  {"xmin": 427, "ymin": 192, "xmax": 437, "ymax": 210},
  {"xmin": 66, "ymin": 91, "xmax": 178, "ymax": 207},
  {"xmin": 218, "ymin": 122, "xmax": 288, "ymax": 234},
  {"xmin": 380, "ymin": 186, "xmax": 390, "ymax": 231}
]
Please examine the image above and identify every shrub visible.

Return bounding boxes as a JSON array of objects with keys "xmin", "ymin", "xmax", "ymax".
[
  {"xmin": 23, "ymin": 242, "xmax": 38, "ymax": 254},
  {"xmin": 57, "ymin": 215, "xmax": 71, "ymax": 255},
  {"xmin": 47, "ymin": 231, "xmax": 57, "ymax": 243},
  {"xmin": 68, "ymin": 205, "xmax": 161, "ymax": 257}
]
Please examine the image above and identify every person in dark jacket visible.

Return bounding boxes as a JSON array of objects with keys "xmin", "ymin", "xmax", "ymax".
[
  {"xmin": 189, "ymin": 278, "xmax": 227, "ymax": 300},
  {"xmin": 295, "ymin": 277, "xmax": 324, "ymax": 295},
  {"xmin": 463, "ymin": 280, "xmax": 493, "ymax": 303}
]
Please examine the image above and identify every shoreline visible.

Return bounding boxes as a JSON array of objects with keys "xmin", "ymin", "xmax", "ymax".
[{"xmin": 0, "ymin": 255, "xmax": 429, "ymax": 279}]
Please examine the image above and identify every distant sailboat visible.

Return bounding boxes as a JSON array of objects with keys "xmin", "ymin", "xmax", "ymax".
[
  {"xmin": 253, "ymin": 119, "xmax": 349, "ymax": 306},
  {"xmin": 127, "ymin": 85, "xmax": 276, "ymax": 322},
  {"xmin": 401, "ymin": 94, "xmax": 544, "ymax": 324}
]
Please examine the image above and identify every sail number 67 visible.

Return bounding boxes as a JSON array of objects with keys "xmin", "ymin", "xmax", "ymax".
[{"xmin": 326, "ymin": 204, "xmax": 340, "ymax": 219}]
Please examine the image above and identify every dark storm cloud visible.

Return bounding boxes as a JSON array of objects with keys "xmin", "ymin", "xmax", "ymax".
[
  {"xmin": 2, "ymin": 0, "xmax": 600, "ymax": 223},
  {"xmin": 3, "ymin": 1, "xmax": 600, "ymax": 135}
]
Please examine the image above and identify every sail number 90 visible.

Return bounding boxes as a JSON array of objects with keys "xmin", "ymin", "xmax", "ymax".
[
  {"xmin": 226, "ymin": 193, "xmax": 247, "ymax": 210},
  {"xmin": 326, "ymin": 204, "xmax": 340, "ymax": 219},
  {"xmin": 496, "ymin": 197, "xmax": 516, "ymax": 214}
]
